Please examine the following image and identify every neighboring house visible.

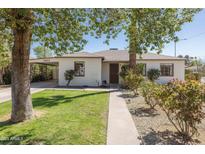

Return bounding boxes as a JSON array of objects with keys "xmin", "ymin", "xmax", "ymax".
[
  {"xmin": 185, "ymin": 65, "xmax": 205, "ymax": 73},
  {"xmin": 185, "ymin": 65, "xmax": 199, "ymax": 73},
  {"xmin": 29, "ymin": 49, "xmax": 185, "ymax": 86}
]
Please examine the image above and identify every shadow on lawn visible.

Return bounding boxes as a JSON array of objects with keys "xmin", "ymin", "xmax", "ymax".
[
  {"xmin": 0, "ymin": 120, "xmax": 34, "ymax": 144},
  {"xmin": 139, "ymin": 128, "xmax": 201, "ymax": 145},
  {"xmin": 32, "ymin": 90, "xmax": 111, "ymax": 108},
  {"xmin": 0, "ymin": 120, "xmax": 16, "ymax": 131},
  {"xmin": 0, "ymin": 90, "xmax": 113, "ymax": 144}
]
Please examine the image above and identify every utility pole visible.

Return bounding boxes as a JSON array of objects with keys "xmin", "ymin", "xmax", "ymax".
[
  {"xmin": 174, "ymin": 40, "xmax": 177, "ymax": 57},
  {"xmin": 174, "ymin": 38, "xmax": 187, "ymax": 57}
]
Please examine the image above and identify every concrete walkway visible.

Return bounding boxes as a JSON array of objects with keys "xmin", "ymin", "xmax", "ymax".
[
  {"xmin": 0, "ymin": 80, "xmax": 57, "ymax": 103},
  {"xmin": 107, "ymin": 90, "xmax": 140, "ymax": 145}
]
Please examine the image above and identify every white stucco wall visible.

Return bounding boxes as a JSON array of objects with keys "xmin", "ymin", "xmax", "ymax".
[
  {"xmin": 136, "ymin": 60, "xmax": 185, "ymax": 84},
  {"xmin": 116, "ymin": 60, "xmax": 185, "ymax": 85},
  {"xmin": 102, "ymin": 62, "xmax": 110, "ymax": 84},
  {"xmin": 30, "ymin": 57, "xmax": 185, "ymax": 86},
  {"xmin": 58, "ymin": 58, "xmax": 102, "ymax": 86},
  {"xmin": 52, "ymin": 66, "xmax": 58, "ymax": 80}
]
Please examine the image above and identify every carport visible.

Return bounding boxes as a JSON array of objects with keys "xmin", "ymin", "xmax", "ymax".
[{"xmin": 29, "ymin": 58, "xmax": 59, "ymax": 84}]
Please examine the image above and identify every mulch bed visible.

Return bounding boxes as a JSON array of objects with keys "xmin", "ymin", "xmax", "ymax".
[{"xmin": 122, "ymin": 90, "xmax": 205, "ymax": 145}]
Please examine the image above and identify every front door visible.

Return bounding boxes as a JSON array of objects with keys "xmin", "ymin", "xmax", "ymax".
[{"xmin": 109, "ymin": 64, "xmax": 119, "ymax": 84}]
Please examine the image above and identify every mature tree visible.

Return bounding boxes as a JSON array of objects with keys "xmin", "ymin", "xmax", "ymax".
[
  {"xmin": 191, "ymin": 57, "xmax": 203, "ymax": 66},
  {"xmin": 88, "ymin": 9, "xmax": 201, "ymax": 67},
  {"xmin": 0, "ymin": 9, "xmax": 89, "ymax": 122},
  {"xmin": 177, "ymin": 55, "xmax": 183, "ymax": 58},
  {"xmin": 183, "ymin": 55, "xmax": 202, "ymax": 66},
  {"xmin": 33, "ymin": 46, "xmax": 54, "ymax": 58}
]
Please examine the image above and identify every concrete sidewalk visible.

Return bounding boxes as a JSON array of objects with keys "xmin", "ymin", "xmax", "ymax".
[{"xmin": 107, "ymin": 90, "xmax": 140, "ymax": 145}]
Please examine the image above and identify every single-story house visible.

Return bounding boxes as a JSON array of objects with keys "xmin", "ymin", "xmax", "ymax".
[{"xmin": 29, "ymin": 49, "xmax": 185, "ymax": 86}]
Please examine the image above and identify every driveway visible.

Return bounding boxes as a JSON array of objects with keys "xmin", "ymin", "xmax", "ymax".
[{"xmin": 0, "ymin": 80, "xmax": 57, "ymax": 103}]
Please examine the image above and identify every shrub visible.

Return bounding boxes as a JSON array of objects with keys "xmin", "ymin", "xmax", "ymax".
[
  {"xmin": 120, "ymin": 64, "xmax": 145, "ymax": 88},
  {"xmin": 119, "ymin": 65, "xmax": 129, "ymax": 80},
  {"xmin": 120, "ymin": 64, "xmax": 145, "ymax": 79},
  {"xmin": 185, "ymin": 72, "xmax": 201, "ymax": 81},
  {"xmin": 141, "ymin": 81, "xmax": 160, "ymax": 109},
  {"xmin": 3, "ymin": 70, "xmax": 11, "ymax": 85},
  {"xmin": 124, "ymin": 69, "xmax": 144, "ymax": 95},
  {"xmin": 31, "ymin": 74, "xmax": 46, "ymax": 82},
  {"xmin": 147, "ymin": 68, "xmax": 160, "ymax": 81},
  {"xmin": 156, "ymin": 79, "xmax": 205, "ymax": 140},
  {"xmin": 64, "ymin": 70, "xmax": 75, "ymax": 87}
]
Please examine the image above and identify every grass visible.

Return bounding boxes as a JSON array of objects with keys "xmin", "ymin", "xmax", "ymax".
[{"xmin": 0, "ymin": 90, "xmax": 109, "ymax": 145}]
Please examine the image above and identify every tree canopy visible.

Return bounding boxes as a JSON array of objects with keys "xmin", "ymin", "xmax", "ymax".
[
  {"xmin": 0, "ymin": 8, "xmax": 94, "ymax": 122},
  {"xmin": 88, "ymin": 9, "xmax": 201, "ymax": 54},
  {"xmin": 0, "ymin": 9, "xmax": 90, "ymax": 55},
  {"xmin": 33, "ymin": 46, "xmax": 55, "ymax": 58}
]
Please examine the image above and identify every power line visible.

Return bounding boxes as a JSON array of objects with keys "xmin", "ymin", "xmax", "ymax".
[
  {"xmin": 185, "ymin": 31, "xmax": 205, "ymax": 40},
  {"xmin": 174, "ymin": 31, "xmax": 205, "ymax": 57}
]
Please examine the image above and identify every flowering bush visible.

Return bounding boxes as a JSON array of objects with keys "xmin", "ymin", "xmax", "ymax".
[
  {"xmin": 120, "ymin": 64, "xmax": 145, "ymax": 79},
  {"xmin": 124, "ymin": 69, "xmax": 144, "ymax": 95},
  {"xmin": 141, "ymin": 81, "xmax": 160, "ymax": 109},
  {"xmin": 120, "ymin": 64, "xmax": 145, "ymax": 92},
  {"xmin": 156, "ymin": 79, "xmax": 205, "ymax": 139},
  {"xmin": 185, "ymin": 72, "xmax": 201, "ymax": 81}
]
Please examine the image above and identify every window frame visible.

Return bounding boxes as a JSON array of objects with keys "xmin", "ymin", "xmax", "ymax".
[
  {"xmin": 160, "ymin": 63, "xmax": 174, "ymax": 77},
  {"xmin": 74, "ymin": 61, "xmax": 85, "ymax": 77},
  {"xmin": 142, "ymin": 63, "xmax": 147, "ymax": 76}
]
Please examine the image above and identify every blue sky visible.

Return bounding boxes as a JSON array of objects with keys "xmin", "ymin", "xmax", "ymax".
[{"xmin": 31, "ymin": 9, "xmax": 205, "ymax": 59}]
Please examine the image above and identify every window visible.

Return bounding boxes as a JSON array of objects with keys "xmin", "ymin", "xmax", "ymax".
[
  {"xmin": 74, "ymin": 61, "xmax": 85, "ymax": 77},
  {"xmin": 160, "ymin": 63, "xmax": 174, "ymax": 76}
]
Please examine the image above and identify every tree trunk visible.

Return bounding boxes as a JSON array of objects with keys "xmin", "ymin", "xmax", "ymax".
[
  {"xmin": 11, "ymin": 9, "xmax": 34, "ymax": 122},
  {"xmin": 128, "ymin": 10, "xmax": 138, "ymax": 68},
  {"xmin": 129, "ymin": 52, "xmax": 136, "ymax": 68}
]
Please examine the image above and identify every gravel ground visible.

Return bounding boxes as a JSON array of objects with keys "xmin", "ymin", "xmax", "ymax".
[{"xmin": 122, "ymin": 90, "xmax": 205, "ymax": 145}]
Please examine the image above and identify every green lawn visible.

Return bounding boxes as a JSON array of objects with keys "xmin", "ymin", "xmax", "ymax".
[{"xmin": 0, "ymin": 90, "xmax": 109, "ymax": 145}]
